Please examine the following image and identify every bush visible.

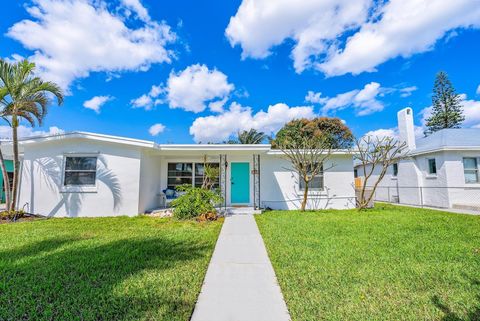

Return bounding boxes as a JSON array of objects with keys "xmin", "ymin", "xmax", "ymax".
[
  {"xmin": 0, "ymin": 210, "xmax": 26, "ymax": 221},
  {"xmin": 171, "ymin": 185, "xmax": 223, "ymax": 220}
]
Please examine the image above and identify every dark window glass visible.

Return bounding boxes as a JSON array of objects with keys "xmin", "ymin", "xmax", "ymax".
[
  {"xmin": 393, "ymin": 163, "xmax": 398, "ymax": 176},
  {"xmin": 64, "ymin": 172, "xmax": 96, "ymax": 185},
  {"xmin": 65, "ymin": 157, "xmax": 97, "ymax": 171},
  {"xmin": 64, "ymin": 157, "xmax": 97, "ymax": 186},
  {"xmin": 428, "ymin": 158, "xmax": 437, "ymax": 175},
  {"xmin": 167, "ymin": 163, "xmax": 193, "ymax": 189}
]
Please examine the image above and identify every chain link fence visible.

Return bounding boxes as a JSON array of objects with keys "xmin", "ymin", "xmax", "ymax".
[{"xmin": 364, "ymin": 186, "xmax": 480, "ymax": 212}]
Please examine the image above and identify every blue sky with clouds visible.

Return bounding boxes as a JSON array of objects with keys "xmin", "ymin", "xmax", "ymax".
[{"xmin": 1, "ymin": 0, "xmax": 479, "ymax": 143}]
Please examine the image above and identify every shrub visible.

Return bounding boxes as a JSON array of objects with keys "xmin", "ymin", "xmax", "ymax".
[
  {"xmin": 0, "ymin": 210, "xmax": 26, "ymax": 221},
  {"xmin": 171, "ymin": 185, "xmax": 223, "ymax": 220}
]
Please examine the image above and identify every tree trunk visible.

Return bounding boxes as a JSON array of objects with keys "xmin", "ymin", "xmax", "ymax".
[
  {"xmin": 0, "ymin": 147, "xmax": 11, "ymax": 211},
  {"xmin": 301, "ymin": 180, "xmax": 308, "ymax": 211},
  {"xmin": 10, "ymin": 120, "xmax": 20, "ymax": 212}
]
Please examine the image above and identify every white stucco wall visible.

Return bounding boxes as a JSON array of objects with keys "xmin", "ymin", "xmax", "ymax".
[
  {"xmin": 443, "ymin": 151, "xmax": 480, "ymax": 208},
  {"xmin": 138, "ymin": 151, "xmax": 162, "ymax": 213},
  {"xmin": 18, "ymin": 138, "xmax": 142, "ymax": 217},
  {"xmin": 260, "ymin": 154, "xmax": 356, "ymax": 210}
]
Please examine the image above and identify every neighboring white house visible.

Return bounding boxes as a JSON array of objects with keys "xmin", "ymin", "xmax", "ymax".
[
  {"xmin": 356, "ymin": 107, "xmax": 480, "ymax": 211},
  {"xmin": 7, "ymin": 132, "xmax": 355, "ymax": 217}
]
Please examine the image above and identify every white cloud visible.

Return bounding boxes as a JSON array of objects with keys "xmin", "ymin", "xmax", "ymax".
[
  {"xmin": 364, "ymin": 125, "xmax": 424, "ymax": 141},
  {"xmin": 226, "ymin": 0, "xmax": 370, "ymax": 73},
  {"xmin": 149, "ymin": 123, "xmax": 166, "ymax": 136},
  {"xmin": 476, "ymin": 85, "xmax": 480, "ymax": 95},
  {"xmin": 227, "ymin": 0, "xmax": 480, "ymax": 76},
  {"xmin": 0, "ymin": 125, "xmax": 64, "ymax": 139},
  {"xmin": 83, "ymin": 95, "xmax": 113, "ymax": 113},
  {"xmin": 319, "ymin": 0, "xmax": 480, "ymax": 76},
  {"xmin": 305, "ymin": 91, "xmax": 326, "ymax": 104},
  {"xmin": 130, "ymin": 85, "xmax": 164, "ymax": 110},
  {"xmin": 399, "ymin": 86, "xmax": 418, "ymax": 97},
  {"xmin": 189, "ymin": 102, "xmax": 315, "ymax": 142},
  {"xmin": 7, "ymin": 0, "xmax": 176, "ymax": 90},
  {"xmin": 132, "ymin": 64, "xmax": 234, "ymax": 113},
  {"xmin": 364, "ymin": 128, "xmax": 398, "ymax": 140},
  {"xmin": 420, "ymin": 94, "xmax": 480, "ymax": 128},
  {"xmin": 166, "ymin": 64, "xmax": 234, "ymax": 113},
  {"xmin": 120, "ymin": 0, "xmax": 150, "ymax": 22},
  {"xmin": 316, "ymin": 82, "xmax": 384, "ymax": 116}
]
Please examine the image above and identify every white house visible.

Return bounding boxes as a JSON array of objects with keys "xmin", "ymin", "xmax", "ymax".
[
  {"xmin": 356, "ymin": 107, "xmax": 480, "ymax": 211},
  {"xmin": 9, "ymin": 132, "xmax": 356, "ymax": 217}
]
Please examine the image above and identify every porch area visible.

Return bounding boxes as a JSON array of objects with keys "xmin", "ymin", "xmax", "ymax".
[{"xmin": 138, "ymin": 145, "xmax": 268, "ymax": 214}]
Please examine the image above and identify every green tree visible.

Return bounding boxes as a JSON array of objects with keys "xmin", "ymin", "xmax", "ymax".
[
  {"xmin": 225, "ymin": 129, "xmax": 267, "ymax": 144},
  {"xmin": 237, "ymin": 129, "xmax": 267, "ymax": 144},
  {"xmin": 0, "ymin": 59, "xmax": 63, "ymax": 212},
  {"xmin": 272, "ymin": 117, "xmax": 354, "ymax": 149},
  {"xmin": 425, "ymin": 71, "xmax": 464, "ymax": 133}
]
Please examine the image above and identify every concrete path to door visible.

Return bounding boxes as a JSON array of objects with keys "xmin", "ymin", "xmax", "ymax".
[{"xmin": 191, "ymin": 212, "xmax": 291, "ymax": 321}]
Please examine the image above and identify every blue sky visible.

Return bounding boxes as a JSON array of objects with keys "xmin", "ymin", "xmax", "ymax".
[{"xmin": 1, "ymin": 0, "xmax": 479, "ymax": 143}]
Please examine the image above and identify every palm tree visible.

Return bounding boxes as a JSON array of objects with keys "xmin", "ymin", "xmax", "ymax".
[
  {"xmin": 0, "ymin": 59, "xmax": 63, "ymax": 211},
  {"xmin": 237, "ymin": 129, "xmax": 266, "ymax": 144}
]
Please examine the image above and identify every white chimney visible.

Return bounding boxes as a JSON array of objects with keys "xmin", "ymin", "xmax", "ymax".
[{"xmin": 397, "ymin": 107, "xmax": 416, "ymax": 150}]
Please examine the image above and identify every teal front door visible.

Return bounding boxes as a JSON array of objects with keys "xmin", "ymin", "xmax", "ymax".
[{"xmin": 231, "ymin": 162, "xmax": 250, "ymax": 204}]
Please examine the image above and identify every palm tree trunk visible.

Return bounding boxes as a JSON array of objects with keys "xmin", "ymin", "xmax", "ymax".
[
  {"xmin": 10, "ymin": 120, "xmax": 20, "ymax": 212},
  {"xmin": 0, "ymin": 146, "xmax": 11, "ymax": 211}
]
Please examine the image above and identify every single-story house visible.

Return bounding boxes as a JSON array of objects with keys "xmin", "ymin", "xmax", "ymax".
[
  {"xmin": 355, "ymin": 107, "xmax": 480, "ymax": 211},
  {"xmin": 5, "ymin": 132, "xmax": 355, "ymax": 217}
]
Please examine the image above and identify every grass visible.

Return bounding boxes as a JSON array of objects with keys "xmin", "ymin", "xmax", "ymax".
[
  {"xmin": 256, "ymin": 204, "xmax": 480, "ymax": 321},
  {"xmin": 0, "ymin": 216, "xmax": 222, "ymax": 321}
]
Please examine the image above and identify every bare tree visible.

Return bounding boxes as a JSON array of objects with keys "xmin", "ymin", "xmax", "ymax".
[
  {"xmin": 354, "ymin": 136, "xmax": 408, "ymax": 210},
  {"xmin": 278, "ymin": 136, "xmax": 333, "ymax": 211}
]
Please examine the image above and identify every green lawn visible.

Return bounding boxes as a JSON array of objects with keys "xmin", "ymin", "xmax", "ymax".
[
  {"xmin": 0, "ymin": 216, "xmax": 222, "ymax": 321},
  {"xmin": 256, "ymin": 204, "xmax": 480, "ymax": 321}
]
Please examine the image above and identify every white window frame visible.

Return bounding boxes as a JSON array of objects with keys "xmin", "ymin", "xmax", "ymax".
[
  {"xmin": 61, "ymin": 153, "xmax": 99, "ymax": 193},
  {"xmin": 299, "ymin": 164, "xmax": 324, "ymax": 191},
  {"xmin": 426, "ymin": 158, "xmax": 437, "ymax": 177},
  {"xmin": 463, "ymin": 157, "xmax": 479, "ymax": 184}
]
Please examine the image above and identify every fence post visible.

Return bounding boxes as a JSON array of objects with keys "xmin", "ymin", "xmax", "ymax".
[{"xmin": 419, "ymin": 187, "xmax": 423, "ymax": 208}]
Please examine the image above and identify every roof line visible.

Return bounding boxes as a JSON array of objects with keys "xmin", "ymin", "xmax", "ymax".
[{"xmin": 409, "ymin": 146, "xmax": 480, "ymax": 156}]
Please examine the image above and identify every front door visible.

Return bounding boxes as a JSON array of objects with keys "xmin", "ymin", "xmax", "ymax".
[{"xmin": 231, "ymin": 162, "xmax": 250, "ymax": 204}]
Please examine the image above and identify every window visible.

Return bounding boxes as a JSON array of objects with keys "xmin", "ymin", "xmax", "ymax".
[
  {"xmin": 299, "ymin": 164, "xmax": 324, "ymax": 190},
  {"xmin": 167, "ymin": 162, "xmax": 220, "ymax": 189},
  {"xmin": 167, "ymin": 163, "xmax": 193, "ymax": 189},
  {"xmin": 354, "ymin": 169, "xmax": 358, "ymax": 178},
  {"xmin": 427, "ymin": 158, "xmax": 437, "ymax": 175},
  {"xmin": 463, "ymin": 157, "xmax": 479, "ymax": 183},
  {"xmin": 64, "ymin": 156, "xmax": 97, "ymax": 186},
  {"xmin": 392, "ymin": 163, "xmax": 398, "ymax": 177},
  {"xmin": 194, "ymin": 163, "xmax": 220, "ymax": 188}
]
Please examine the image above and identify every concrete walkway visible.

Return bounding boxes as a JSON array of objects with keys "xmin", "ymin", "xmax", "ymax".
[{"xmin": 191, "ymin": 213, "xmax": 291, "ymax": 321}]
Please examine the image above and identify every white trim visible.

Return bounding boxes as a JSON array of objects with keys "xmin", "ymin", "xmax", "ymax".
[
  {"xmin": 410, "ymin": 146, "xmax": 480, "ymax": 156},
  {"xmin": 19, "ymin": 132, "xmax": 156, "ymax": 148}
]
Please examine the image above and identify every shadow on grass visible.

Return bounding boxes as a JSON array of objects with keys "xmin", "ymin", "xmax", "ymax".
[
  {"xmin": 0, "ymin": 236, "xmax": 210, "ymax": 320},
  {"xmin": 432, "ymin": 277, "xmax": 480, "ymax": 321}
]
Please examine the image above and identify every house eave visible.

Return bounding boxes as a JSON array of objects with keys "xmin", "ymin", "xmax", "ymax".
[{"xmin": 409, "ymin": 146, "xmax": 480, "ymax": 156}]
